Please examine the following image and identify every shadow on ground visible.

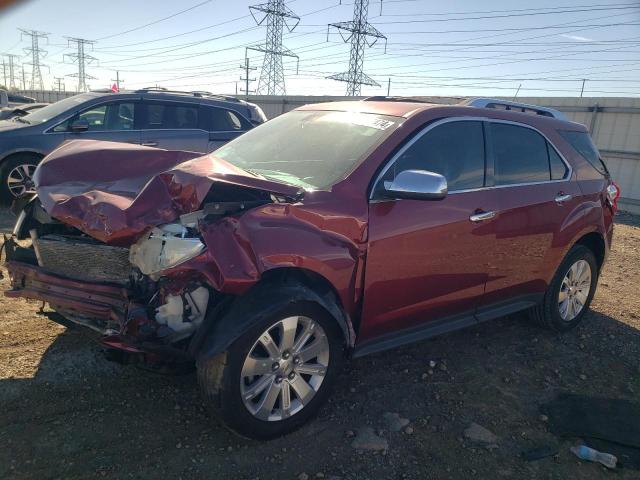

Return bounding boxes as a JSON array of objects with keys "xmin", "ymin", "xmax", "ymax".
[{"xmin": 0, "ymin": 307, "xmax": 638, "ymax": 480}]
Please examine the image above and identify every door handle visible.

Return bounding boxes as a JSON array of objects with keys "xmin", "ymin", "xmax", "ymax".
[
  {"xmin": 555, "ymin": 193, "xmax": 573, "ymax": 204},
  {"xmin": 469, "ymin": 210, "xmax": 496, "ymax": 222},
  {"xmin": 141, "ymin": 141, "xmax": 158, "ymax": 147}
]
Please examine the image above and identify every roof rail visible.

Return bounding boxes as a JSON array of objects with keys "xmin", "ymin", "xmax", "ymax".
[
  {"xmin": 363, "ymin": 95, "xmax": 434, "ymax": 104},
  {"xmin": 463, "ymin": 98, "xmax": 568, "ymax": 121},
  {"xmin": 134, "ymin": 87, "xmax": 241, "ymax": 102}
]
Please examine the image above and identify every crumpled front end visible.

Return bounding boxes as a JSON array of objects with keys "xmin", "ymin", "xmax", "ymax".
[{"xmin": 3, "ymin": 140, "xmax": 364, "ymax": 364}]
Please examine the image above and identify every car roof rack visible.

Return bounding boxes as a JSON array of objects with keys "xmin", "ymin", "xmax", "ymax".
[
  {"xmin": 463, "ymin": 98, "xmax": 568, "ymax": 121},
  {"xmin": 134, "ymin": 87, "xmax": 242, "ymax": 102},
  {"xmin": 362, "ymin": 95, "xmax": 435, "ymax": 104}
]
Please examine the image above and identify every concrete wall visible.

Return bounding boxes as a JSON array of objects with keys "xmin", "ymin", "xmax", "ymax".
[{"xmin": 16, "ymin": 91, "xmax": 640, "ymax": 213}]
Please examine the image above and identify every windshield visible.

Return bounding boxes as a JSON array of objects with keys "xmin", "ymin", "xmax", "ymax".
[
  {"xmin": 21, "ymin": 93, "xmax": 95, "ymax": 124},
  {"xmin": 212, "ymin": 110, "xmax": 401, "ymax": 189}
]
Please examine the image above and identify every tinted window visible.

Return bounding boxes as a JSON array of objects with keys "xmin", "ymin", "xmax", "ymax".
[
  {"xmin": 388, "ymin": 121, "xmax": 485, "ymax": 191},
  {"xmin": 143, "ymin": 103, "xmax": 199, "ymax": 129},
  {"xmin": 491, "ymin": 123, "xmax": 550, "ymax": 185},
  {"xmin": 205, "ymin": 107, "xmax": 249, "ymax": 131},
  {"xmin": 559, "ymin": 130, "xmax": 608, "ymax": 175},
  {"xmin": 53, "ymin": 102, "xmax": 135, "ymax": 132},
  {"xmin": 548, "ymin": 144, "xmax": 568, "ymax": 180}
]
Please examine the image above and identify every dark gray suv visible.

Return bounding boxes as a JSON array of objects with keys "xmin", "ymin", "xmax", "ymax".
[{"xmin": 0, "ymin": 88, "xmax": 266, "ymax": 202}]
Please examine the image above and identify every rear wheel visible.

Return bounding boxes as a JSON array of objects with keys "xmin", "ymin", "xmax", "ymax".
[
  {"xmin": 0, "ymin": 154, "xmax": 40, "ymax": 203},
  {"xmin": 198, "ymin": 301, "xmax": 343, "ymax": 439},
  {"xmin": 529, "ymin": 245, "xmax": 598, "ymax": 331}
]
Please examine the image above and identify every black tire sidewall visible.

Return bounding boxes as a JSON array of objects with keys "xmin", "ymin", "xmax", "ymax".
[
  {"xmin": 214, "ymin": 301, "xmax": 344, "ymax": 439},
  {"xmin": 544, "ymin": 245, "xmax": 598, "ymax": 331},
  {"xmin": 0, "ymin": 154, "xmax": 40, "ymax": 204}
]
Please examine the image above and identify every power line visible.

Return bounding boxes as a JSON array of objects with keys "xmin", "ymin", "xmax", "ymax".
[
  {"xmin": 95, "ymin": 0, "xmax": 213, "ymax": 41},
  {"xmin": 248, "ymin": 0, "xmax": 300, "ymax": 95},
  {"xmin": 64, "ymin": 37, "xmax": 97, "ymax": 92},
  {"xmin": 328, "ymin": 0, "xmax": 387, "ymax": 96}
]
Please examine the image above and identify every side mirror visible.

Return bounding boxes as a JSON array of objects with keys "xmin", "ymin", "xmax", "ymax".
[
  {"xmin": 383, "ymin": 169, "xmax": 448, "ymax": 200},
  {"xmin": 70, "ymin": 119, "xmax": 89, "ymax": 132}
]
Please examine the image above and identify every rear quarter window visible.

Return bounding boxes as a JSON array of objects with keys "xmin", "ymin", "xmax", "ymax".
[{"xmin": 559, "ymin": 130, "xmax": 609, "ymax": 176}]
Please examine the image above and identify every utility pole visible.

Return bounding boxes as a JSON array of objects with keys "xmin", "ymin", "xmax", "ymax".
[
  {"xmin": 327, "ymin": 0, "xmax": 387, "ymax": 96},
  {"xmin": 387, "ymin": 77, "xmax": 391, "ymax": 96},
  {"xmin": 240, "ymin": 56, "xmax": 257, "ymax": 99},
  {"xmin": 247, "ymin": 0, "xmax": 300, "ymax": 95},
  {"xmin": 53, "ymin": 76, "xmax": 65, "ymax": 92},
  {"xmin": 1, "ymin": 58, "xmax": 6, "ymax": 88},
  {"xmin": 3, "ymin": 54, "xmax": 20, "ymax": 90},
  {"xmin": 111, "ymin": 71, "xmax": 123, "ymax": 91},
  {"xmin": 64, "ymin": 37, "xmax": 97, "ymax": 92},
  {"xmin": 580, "ymin": 79, "xmax": 586, "ymax": 98},
  {"xmin": 19, "ymin": 29, "xmax": 49, "ymax": 91}
]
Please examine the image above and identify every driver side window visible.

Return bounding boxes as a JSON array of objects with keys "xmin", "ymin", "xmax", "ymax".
[{"xmin": 383, "ymin": 120, "xmax": 486, "ymax": 192}]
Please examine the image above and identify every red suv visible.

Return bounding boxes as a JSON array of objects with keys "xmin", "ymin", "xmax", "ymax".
[{"xmin": 4, "ymin": 98, "xmax": 619, "ymax": 438}]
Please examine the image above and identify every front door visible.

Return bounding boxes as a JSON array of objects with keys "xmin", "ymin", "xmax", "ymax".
[
  {"xmin": 360, "ymin": 119, "xmax": 497, "ymax": 344},
  {"xmin": 64, "ymin": 101, "xmax": 141, "ymax": 145}
]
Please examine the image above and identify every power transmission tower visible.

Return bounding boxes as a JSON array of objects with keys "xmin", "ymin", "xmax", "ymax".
[
  {"xmin": 53, "ymin": 76, "xmax": 65, "ymax": 92},
  {"xmin": 327, "ymin": 0, "xmax": 387, "ymax": 96},
  {"xmin": 3, "ymin": 54, "xmax": 20, "ymax": 90},
  {"xmin": 21, "ymin": 65, "xmax": 27, "ymax": 90},
  {"xmin": 64, "ymin": 37, "xmax": 97, "ymax": 92},
  {"xmin": 239, "ymin": 56, "xmax": 257, "ymax": 98},
  {"xmin": 19, "ymin": 29, "xmax": 49, "ymax": 91},
  {"xmin": 247, "ymin": 0, "xmax": 300, "ymax": 95}
]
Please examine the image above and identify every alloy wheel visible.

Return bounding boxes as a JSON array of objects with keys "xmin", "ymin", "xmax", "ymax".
[
  {"xmin": 558, "ymin": 259, "xmax": 592, "ymax": 321},
  {"xmin": 240, "ymin": 316, "xmax": 329, "ymax": 421},
  {"xmin": 7, "ymin": 163, "xmax": 37, "ymax": 197}
]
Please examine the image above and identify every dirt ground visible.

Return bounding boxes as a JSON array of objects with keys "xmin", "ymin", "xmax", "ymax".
[{"xmin": 0, "ymin": 208, "xmax": 638, "ymax": 480}]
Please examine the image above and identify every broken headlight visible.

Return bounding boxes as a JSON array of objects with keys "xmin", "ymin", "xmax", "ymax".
[{"xmin": 129, "ymin": 224, "xmax": 205, "ymax": 278}]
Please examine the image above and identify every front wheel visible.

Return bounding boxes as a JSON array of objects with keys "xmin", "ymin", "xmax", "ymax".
[
  {"xmin": 198, "ymin": 301, "xmax": 344, "ymax": 439},
  {"xmin": 529, "ymin": 245, "xmax": 598, "ymax": 332},
  {"xmin": 0, "ymin": 154, "xmax": 40, "ymax": 203}
]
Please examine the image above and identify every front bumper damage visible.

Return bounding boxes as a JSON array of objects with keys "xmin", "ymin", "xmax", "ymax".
[{"xmin": 3, "ymin": 235, "xmax": 213, "ymax": 362}]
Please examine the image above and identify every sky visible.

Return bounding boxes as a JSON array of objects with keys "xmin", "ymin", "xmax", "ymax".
[{"xmin": 0, "ymin": 0, "xmax": 639, "ymax": 97}]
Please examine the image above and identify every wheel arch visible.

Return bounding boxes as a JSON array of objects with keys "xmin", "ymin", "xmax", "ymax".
[
  {"xmin": 0, "ymin": 149, "xmax": 45, "ymax": 165},
  {"xmin": 574, "ymin": 231, "xmax": 606, "ymax": 271},
  {"xmin": 195, "ymin": 267, "xmax": 356, "ymax": 366}
]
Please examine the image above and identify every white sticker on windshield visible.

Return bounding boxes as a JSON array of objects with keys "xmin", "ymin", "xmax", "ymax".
[{"xmin": 320, "ymin": 111, "xmax": 396, "ymax": 130}]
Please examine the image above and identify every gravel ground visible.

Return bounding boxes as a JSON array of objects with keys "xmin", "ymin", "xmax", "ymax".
[{"xmin": 0, "ymin": 209, "xmax": 638, "ymax": 480}]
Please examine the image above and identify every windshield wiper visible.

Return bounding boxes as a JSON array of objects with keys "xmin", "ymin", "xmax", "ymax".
[{"xmin": 14, "ymin": 117, "xmax": 30, "ymax": 124}]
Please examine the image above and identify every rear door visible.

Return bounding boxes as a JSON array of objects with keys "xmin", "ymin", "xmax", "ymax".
[
  {"xmin": 61, "ymin": 101, "xmax": 141, "ymax": 145},
  {"xmin": 203, "ymin": 106, "xmax": 251, "ymax": 152},
  {"xmin": 480, "ymin": 120, "xmax": 580, "ymax": 311},
  {"xmin": 360, "ymin": 119, "xmax": 499, "ymax": 344},
  {"xmin": 139, "ymin": 101, "xmax": 208, "ymax": 152}
]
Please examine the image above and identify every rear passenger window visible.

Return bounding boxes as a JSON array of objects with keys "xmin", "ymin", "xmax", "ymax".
[
  {"xmin": 389, "ymin": 120, "xmax": 485, "ymax": 191},
  {"xmin": 143, "ymin": 103, "xmax": 199, "ymax": 130},
  {"xmin": 490, "ymin": 123, "xmax": 550, "ymax": 185}
]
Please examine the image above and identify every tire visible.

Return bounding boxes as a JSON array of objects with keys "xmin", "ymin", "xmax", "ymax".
[
  {"xmin": 197, "ymin": 300, "xmax": 344, "ymax": 439},
  {"xmin": 0, "ymin": 153, "xmax": 40, "ymax": 204},
  {"xmin": 529, "ymin": 245, "xmax": 598, "ymax": 332}
]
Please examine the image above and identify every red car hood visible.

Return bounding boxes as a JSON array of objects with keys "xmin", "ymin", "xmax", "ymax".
[{"xmin": 34, "ymin": 140, "xmax": 302, "ymax": 245}]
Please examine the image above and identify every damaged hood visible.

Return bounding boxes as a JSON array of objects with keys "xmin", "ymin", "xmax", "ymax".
[{"xmin": 34, "ymin": 140, "xmax": 303, "ymax": 245}]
